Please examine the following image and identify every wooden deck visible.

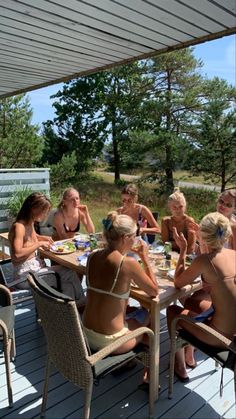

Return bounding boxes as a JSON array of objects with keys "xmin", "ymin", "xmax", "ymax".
[{"xmin": 0, "ymin": 299, "xmax": 235, "ymax": 419}]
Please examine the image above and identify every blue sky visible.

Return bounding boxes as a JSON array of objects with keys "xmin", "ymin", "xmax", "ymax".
[{"xmin": 28, "ymin": 34, "xmax": 235, "ymax": 127}]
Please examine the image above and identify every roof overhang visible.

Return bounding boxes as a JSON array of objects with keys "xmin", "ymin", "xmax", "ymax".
[{"xmin": 0, "ymin": 0, "xmax": 235, "ymax": 99}]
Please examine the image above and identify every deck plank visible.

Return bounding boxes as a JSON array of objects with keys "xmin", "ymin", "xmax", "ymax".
[{"xmin": 0, "ymin": 300, "xmax": 235, "ymax": 418}]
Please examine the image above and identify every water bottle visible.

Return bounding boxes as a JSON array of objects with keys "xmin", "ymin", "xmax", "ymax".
[
  {"xmin": 164, "ymin": 241, "xmax": 172, "ymax": 255},
  {"xmin": 164, "ymin": 253, "xmax": 172, "ymax": 269},
  {"xmin": 89, "ymin": 234, "xmax": 97, "ymax": 251}
]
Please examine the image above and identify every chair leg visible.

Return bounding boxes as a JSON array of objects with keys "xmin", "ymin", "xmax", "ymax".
[
  {"xmin": 83, "ymin": 382, "xmax": 93, "ymax": 419},
  {"xmin": 148, "ymin": 341, "xmax": 155, "ymax": 418},
  {"xmin": 4, "ymin": 340, "xmax": 13, "ymax": 408},
  {"xmin": 10, "ymin": 330, "xmax": 16, "ymax": 360},
  {"xmin": 40, "ymin": 356, "xmax": 51, "ymax": 418}
]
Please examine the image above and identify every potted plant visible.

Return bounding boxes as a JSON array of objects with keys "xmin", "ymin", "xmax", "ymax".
[{"xmin": 6, "ymin": 186, "xmax": 32, "ymax": 228}]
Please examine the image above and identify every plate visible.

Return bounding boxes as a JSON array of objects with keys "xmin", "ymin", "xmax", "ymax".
[
  {"xmin": 149, "ymin": 245, "xmax": 164, "ymax": 254},
  {"xmin": 74, "ymin": 234, "xmax": 89, "ymax": 241},
  {"xmin": 50, "ymin": 242, "xmax": 76, "ymax": 254}
]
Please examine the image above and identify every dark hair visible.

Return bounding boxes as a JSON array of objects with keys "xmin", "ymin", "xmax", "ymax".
[{"xmin": 16, "ymin": 192, "xmax": 51, "ymax": 222}]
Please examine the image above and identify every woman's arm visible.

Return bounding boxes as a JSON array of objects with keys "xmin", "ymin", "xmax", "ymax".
[
  {"xmin": 186, "ymin": 218, "xmax": 197, "ymax": 253},
  {"xmin": 128, "ymin": 240, "xmax": 158, "ymax": 296},
  {"xmin": 139, "ymin": 205, "xmax": 160, "ymax": 235},
  {"xmin": 161, "ymin": 217, "xmax": 174, "ymax": 247},
  {"xmin": 10, "ymin": 223, "xmax": 50, "ymax": 263},
  {"xmin": 79, "ymin": 205, "xmax": 95, "ymax": 233},
  {"xmin": 173, "ymin": 227, "xmax": 202, "ymax": 289},
  {"xmin": 36, "ymin": 234, "xmax": 54, "ymax": 244}
]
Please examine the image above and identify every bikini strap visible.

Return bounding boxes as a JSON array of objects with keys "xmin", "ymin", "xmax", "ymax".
[
  {"xmin": 206, "ymin": 254, "xmax": 222, "ymax": 281},
  {"xmin": 138, "ymin": 205, "xmax": 142, "ymax": 221},
  {"xmin": 110, "ymin": 255, "xmax": 126, "ymax": 292},
  {"xmin": 86, "ymin": 251, "xmax": 97, "ymax": 286}
]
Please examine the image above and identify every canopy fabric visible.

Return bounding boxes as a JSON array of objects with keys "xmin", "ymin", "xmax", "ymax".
[{"xmin": 0, "ymin": 0, "xmax": 235, "ymax": 98}]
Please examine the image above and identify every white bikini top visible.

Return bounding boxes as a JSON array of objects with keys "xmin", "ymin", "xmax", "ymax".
[{"xmin": 86, "ymin": 253, "xmax": 130, "ymax": 300}]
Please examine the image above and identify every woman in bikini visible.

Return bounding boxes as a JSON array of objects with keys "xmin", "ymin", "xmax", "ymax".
[
  {"xmin": 82, "ymin": 211, "xmax": 158, "ymax": 357},
  {"xmin": 184, "ymin": 188, "xmax": 236, "ymax": 314},
  {"xmin": 52, "ymin": 187, "xmax": 95, "ymax": 240},
  {"xmin": 167, "ymin": 212, "xmax": 236, "ymax": 382},
  {"xmin": 161, "ymin": 187, "xmax": 196, "ymax": 254},
  {"xmin": 116, "ymin": 183, "xmax": 160, "ymax": 239}
]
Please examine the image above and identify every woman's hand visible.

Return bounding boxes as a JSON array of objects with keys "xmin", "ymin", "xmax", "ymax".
[
  {"xmin": 78, "ymin": 204, "xmax": 89, "ymax": 214},
  {"xmin": 132, "ymin": 238, "xmax": 149, "ymax": 259},
  {"xmin": 39, "ymin": 240, "xmax": 52, "ymax": 250},
  {"xmin": 173, "ymin": 227, "xmax": 187, "ymax": 252}
]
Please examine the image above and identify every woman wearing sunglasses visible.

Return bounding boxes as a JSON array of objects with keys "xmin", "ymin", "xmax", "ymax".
[
  {"xmin": 116, "ymin": 183, "xmax": 160, "ymax": 238},
  {"xmin": 190, "ymin": 188, "xmax": 236, "ymax": 251}
]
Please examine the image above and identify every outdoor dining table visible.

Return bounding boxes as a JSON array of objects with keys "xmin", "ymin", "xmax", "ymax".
[{"xmin": 40, "ymin": 243, "xmax": 202, "ymax": 401}]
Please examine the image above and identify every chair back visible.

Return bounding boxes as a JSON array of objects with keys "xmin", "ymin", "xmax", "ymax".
[
  {"xmin": 27, "ymin": 272, "xmax": 93, "ymax": 388},
  {"xmin": 147, "ymin": 211, "xmax": 159, "ymax": 244},
  {"xmin": 37, "ymin": 208, "xmax": 57, "ymax": 236}
]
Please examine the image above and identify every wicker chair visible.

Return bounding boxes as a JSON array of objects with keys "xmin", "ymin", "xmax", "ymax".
[
  {"xmin": 27, "ymin": 272, "xmax": 156, "ymax": 419},
  {"xmin": 0, "ymin": 259, "xmax": 32, "ymax": 304},
  {"xmin": 168, "ymin": 315, "xmax": 236, "ymax": 403},
  {"xmin": 0, "ymin": 284, "xmax": 16, "ymax": 407}
]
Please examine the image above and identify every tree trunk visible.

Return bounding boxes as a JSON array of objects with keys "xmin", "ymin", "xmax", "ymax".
[
  {"xmin": 165, "ymin": 71, "xmax": 174, "ymax": 192},
  {"xmin": 111, "ymin": 117, "xmax": 120, "ymax": 182}
]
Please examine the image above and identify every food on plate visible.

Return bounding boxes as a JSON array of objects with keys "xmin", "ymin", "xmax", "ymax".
[{"xmin": 50, "ymin": 241, "xmax": 76, "ymax": 253}]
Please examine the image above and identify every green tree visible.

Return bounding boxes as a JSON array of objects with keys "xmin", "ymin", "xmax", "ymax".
[
  {"xmin": 44, "ymin": 62, "xmax": 151, "ymax": 180},
  {"xmin": 131, "ymin": 48, "xmax": 204, "ymax": 192},
  {"xmin": 190, "ymin": 78, "xmax": 236, "ymax": 191},
  {"xmin": 0, "ymin": 95, "xmax": 43, "ymax": 168}
]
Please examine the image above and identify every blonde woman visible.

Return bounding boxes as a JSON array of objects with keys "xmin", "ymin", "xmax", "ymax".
[
  {"xmin": 167, "ymin": 212, "xmax": 236, "ymax": 382},
  {"xmin": 117, "ymin": 183, "xmax": 160, "ymax": 237},
  {"xmin": 52, "ymin": 187, "xmax": 95, "ymax": 240},
  {"xmin": 161, "ymin": 187, "xmax": 196, "ymax": 253},
  {"xmin": 83, "ymin": 211, "xmax": 158, "ymax": 358}
]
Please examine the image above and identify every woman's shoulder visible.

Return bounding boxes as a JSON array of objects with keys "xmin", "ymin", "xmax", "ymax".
[
  {"xmin": 184, "ymin": 214, "xmax": 195, "ymax": 222},
  {"xmin": 53, "ymin": 209, "xmax": 63, "ymax": 221},
  {"xmin": 161, "ymin": 215, "xmax": 171, "ymax": 222}
]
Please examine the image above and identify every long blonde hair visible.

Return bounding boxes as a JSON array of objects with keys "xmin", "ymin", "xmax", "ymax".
[{"xmin": 200, "ymin": 212, "xmax": 232, "ymax": 250}]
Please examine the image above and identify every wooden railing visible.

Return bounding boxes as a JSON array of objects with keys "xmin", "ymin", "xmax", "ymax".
[{"xmin": 0, "ymin": 168, "xmax": 50, "ymax": 232}]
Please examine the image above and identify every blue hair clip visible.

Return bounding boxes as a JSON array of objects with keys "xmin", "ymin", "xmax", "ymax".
[
  {"xmin": 216, "ymin": 227, "xmax": 224, "ymax": 239},
  {"xmin": 102, "ymin": 218, "xmax": 112, "ymax": 231}
]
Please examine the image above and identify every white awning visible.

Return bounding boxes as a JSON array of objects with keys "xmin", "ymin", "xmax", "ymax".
[{"xmin": 0, "ymin": 0, "xmax": 235, "ymax": 98}]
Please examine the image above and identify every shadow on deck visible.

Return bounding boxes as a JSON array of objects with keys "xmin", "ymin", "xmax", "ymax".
[{"xmin": 0, "ymin": 300, "xmax": 235, "ymax": 418}]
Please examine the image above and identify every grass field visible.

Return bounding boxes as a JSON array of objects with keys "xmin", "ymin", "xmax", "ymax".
[{"xmin": 51, "ymin": 170, "xmax": 219, "ymax": 232}]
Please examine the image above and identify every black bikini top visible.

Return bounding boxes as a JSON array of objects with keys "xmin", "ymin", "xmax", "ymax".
[{"xmin": 63, "ymin": 220, "xmax": 80, "ymax": 233}]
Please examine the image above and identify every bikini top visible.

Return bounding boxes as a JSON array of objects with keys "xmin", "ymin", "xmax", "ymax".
[
  {"xmin": 63, "ymin": 210, "xmax": 80, "ymax": 233},
  {"xmin": 63, "ymin": 220, "xmax": 80, "ymax": 233},
  {"xmin": 86, "ymin": 253, "xmax": 130, "ymax": 299},
  {"xmin": 137, "ymin": 206, "xmax": 147, "ymax": 228}
]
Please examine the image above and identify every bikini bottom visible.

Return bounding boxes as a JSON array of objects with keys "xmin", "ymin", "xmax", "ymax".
[
  {"xmin": 83, "ymin": 324, "xmax": 129, "ymax": 351},
  {"xmin": 194, "ymin": 305, "xmax": 215, "ymax": 322}
]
